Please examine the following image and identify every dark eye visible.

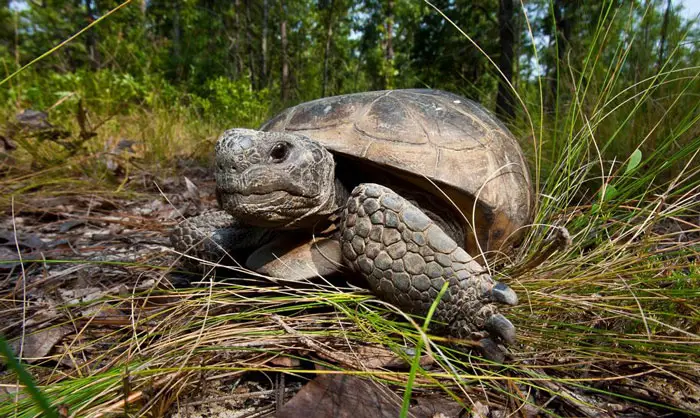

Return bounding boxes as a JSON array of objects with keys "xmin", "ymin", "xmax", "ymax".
[{"xmin": 270, "ymin": 142, "xmax": 289, "ymax": 162}]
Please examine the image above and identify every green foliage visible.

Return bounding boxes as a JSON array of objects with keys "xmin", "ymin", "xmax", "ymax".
[
  {"xmin": 0, "ymin": 1, "xmax": 696, "ymax": 155},
  {"xmin": 0, "ymin": 0, "xmax": 694, "ymax": 209},
  {"xmin": 191, "ymin": 76, "xmax": 270, "ymax": 128},
  {"xmin": 625, "ymin": 149, "xmax": 643, "ymax": 175},
  {"xmin": 3, "ymin": 70, "xmax": 146, "ymax": 111}
]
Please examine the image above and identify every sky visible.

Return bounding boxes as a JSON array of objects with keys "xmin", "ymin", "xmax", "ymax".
[{"xmin": 681, "ymin": 0, "xmax": 700, "ymax": 20}]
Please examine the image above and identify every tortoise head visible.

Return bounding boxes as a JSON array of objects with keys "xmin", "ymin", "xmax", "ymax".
[{"xmin": 215, "ymin": 128, "xmax": 340, "ymax": 228}]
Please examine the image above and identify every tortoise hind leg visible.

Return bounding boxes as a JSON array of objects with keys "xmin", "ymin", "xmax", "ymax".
[{"xmin": 339, "ymin": 183, "xmax": 517, "ymax": 349}]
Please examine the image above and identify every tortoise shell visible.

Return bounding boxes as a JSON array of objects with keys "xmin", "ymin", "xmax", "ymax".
[{"xmin": 260, "ymin": 89, "xmax": 533, "ymax": 256}]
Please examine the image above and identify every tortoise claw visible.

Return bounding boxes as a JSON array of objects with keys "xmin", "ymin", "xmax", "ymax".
[
  {"xmin": 489, "ymin": 282, "xmax": 518, "ymax": 305},
  {"xmin": 485, "ymin": 314, "xmax": 516, "ymax": 345},
  {"xmin": 477, "ymin": 338, "xmax": 506, "ymax": 363}
]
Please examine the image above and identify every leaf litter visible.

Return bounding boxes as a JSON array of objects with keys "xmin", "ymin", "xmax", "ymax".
[{"xmin": 0, "ymin": 157, "xmax": 698, "ymax": 417}]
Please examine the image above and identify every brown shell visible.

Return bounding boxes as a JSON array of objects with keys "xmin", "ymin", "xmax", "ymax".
[{"xmin": 260, "ymin": 89, "xmax": 533, "ymax": 255}]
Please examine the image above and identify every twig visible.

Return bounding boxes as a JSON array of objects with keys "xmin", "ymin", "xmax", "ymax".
[
  {"xmin": 271, "ymin": 314, "xmax": 359, "ymax": 369},
  {"xmin": 179, "ymin": 388, "xmax": 293, "ymax": 407},
  {"xmin": 93, "ymin": 372, "xmax": 179, "ymax": 418},
  {"xmin": 537, "ymin": 374, "xmax": 609, "ymax": 417},
  {"xmin": 510, "ymin": 226, "xmax": 572, "ymax": 275}
]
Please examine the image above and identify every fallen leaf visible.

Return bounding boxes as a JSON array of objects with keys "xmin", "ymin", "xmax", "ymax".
[
  {"xmin": 0, "ymin": 134, "xmax": 17, "ymax": 152},
  {"xmin": 355, "ymin": 345, "xmax": 434, "ymax": 369},
  {"xmin": 277, "ymin": 374, "xmax": 463, "ymax": 418},
  {"xmin": 0, "ymin": 246, "xmax": 21, "ymax": 270},
  {"xmin": 59, "ymin": 219, "xmax": 87, "ymax": 233},
  {"xmin": 59, "ymin": 286, "xmax": 105, "ymax": 304},
  {"xmin": 270, "ymin": 356, "xmax": 302, "ymax": 368},
  {"xmin": 184, "ymin": 176, "xmax": 200, "ymax": 201},
  {"xmin": 470, "ymin": 401, "xmax": 489, "ymax": 418},
  {"xmin": 15, "ymin": 109, "xmax": 53, "ymax": 130},
  {"xmin": 7, "ymin": 326, "xmax": 72, "ymax": 363},
  {"xmin": 0, "ymin": 230, "xmax": 47, "ymax": 250},
  {"xmin": 0, "ymin": 246, "xmax": 44, "ymax": 270}
]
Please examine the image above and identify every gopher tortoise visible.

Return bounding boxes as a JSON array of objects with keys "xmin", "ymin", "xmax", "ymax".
[{"xmin": 172, "ymin": 89, "xmax": 533, "ymax": 356}]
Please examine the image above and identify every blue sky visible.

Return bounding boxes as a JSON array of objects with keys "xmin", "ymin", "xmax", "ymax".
[{"xmin": 681, "ymin": 0, "xmax": 700, "ymax": 20}]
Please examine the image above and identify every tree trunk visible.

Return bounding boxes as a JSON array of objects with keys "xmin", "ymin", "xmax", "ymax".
[
  {"xmin": 172, "ymin": 0, "xmax": 183, "ymax": 80},
  {"xmin": 230, "ymin": 0, "xmax": 243, "ymax": 78},
  {"xmin": 322, "ymin": 0, "xmax": 335, "ymax": 97},
  {"xmin": 496, "ymin": 0, "xmax": 516, "ymax": 120},
  {"xmin": 657, "ymin": 0, "xmax": 672, "ymax": 71},
  {"xmin": 245, "ymin": 0, "xmax": 257, "ymax": 89},
  {"xmin": 383, "ymin": 0, "xmax": 394, "ymax": 89},
  {"xmin": 640, "ymin": 0, "xmax": 652, "ymax": 84},
  {"xmin": 280, "ymin": 0, "xmax": 290, "ymax": 103},
  {"xmin": 261, "ymin": 0, "xmax": 268, "ymax": 87},
  {"xmin": 546, "ymin": 0, "xmax": 573, "ymax": 113},
  {"xmin": 385, "ymin": 0, "xmax": 394, "ymax": 61},
  {"xmin": 83, "ymin": 0, "xmax": 99, "ymax": 69},
  {"xmin": 513, "ymin": 5, "xmax": 522, "ymax": 91}
]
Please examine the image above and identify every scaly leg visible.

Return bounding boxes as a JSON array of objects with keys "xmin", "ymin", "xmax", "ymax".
[{"xmin": 339, "ymin": 183, "xmax": 517, "ymax": 349}]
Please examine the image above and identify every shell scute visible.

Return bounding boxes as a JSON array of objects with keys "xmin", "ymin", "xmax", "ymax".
[{"xmin": 260, "ymin": 89, "xmax": 533, "ymax": 254}]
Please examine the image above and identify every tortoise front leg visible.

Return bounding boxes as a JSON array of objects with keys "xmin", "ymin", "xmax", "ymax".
[
  {"xmin": 172, "ymin": 211, "xmax": 344, "ymax": 281},
  {"xmin": 171, "ymin": 211, "xmax": 274, "ymax": 269},
  {"xmin": 339, "ymin": 183, "xmax": 518, "ymax": 350}
]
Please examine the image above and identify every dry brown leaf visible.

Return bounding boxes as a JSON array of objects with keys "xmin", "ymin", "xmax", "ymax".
[
  {"xmin": 8, "ymin": 326, "xmax": 72, "ymax": 363},
  {"xmin": 270, "ymin": 355, "xmax": 302, "ymax": 368},
  {"xmin": 58, "ymin": 286, "xmax": 105, "ymax": 304},
  {"xmin": 277, "ymin": 374, "xmax": 463, "ymax": 418},
  {"xmin": 355, "ymin": 345, "xmax": 434, "ymax": 369}
]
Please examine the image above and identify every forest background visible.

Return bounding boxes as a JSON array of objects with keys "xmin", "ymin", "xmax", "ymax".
[{"xmin": 1, "ymin": 0, "xmax": 698, "ymax": 167}]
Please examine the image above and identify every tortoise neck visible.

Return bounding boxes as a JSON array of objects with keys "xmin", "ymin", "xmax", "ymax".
[
  {"xmin": 332, "ymin": 177, "xmax": 350, "ymax": 213},
  {"xmin": 293, "ymin": 176, "xmax": 348, "ymax": 230}
]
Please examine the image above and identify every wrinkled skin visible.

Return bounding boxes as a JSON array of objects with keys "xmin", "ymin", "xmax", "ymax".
[
  {"xmin": 215, "ymin": 129, "xmax": 345, "ymax": 229},
  {"xmin": 172, "ymin": 128, "xmax": 519, "ymax": 361}
]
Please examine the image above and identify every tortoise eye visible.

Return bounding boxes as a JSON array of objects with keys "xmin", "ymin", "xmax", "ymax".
[{"xmin": 270, "ymin": 142, "xmax": 290, "ymax": 162}]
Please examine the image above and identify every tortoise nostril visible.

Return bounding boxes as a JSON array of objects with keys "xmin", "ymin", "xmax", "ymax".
[{"xmin": 217, "ymin": 161, "xmax": 237, "ymax": 172}]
